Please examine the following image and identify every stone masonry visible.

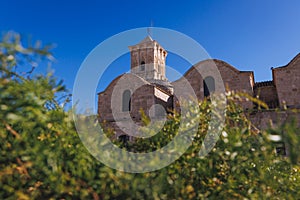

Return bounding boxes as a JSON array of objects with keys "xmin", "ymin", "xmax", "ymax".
[{"xmin": 98, "ymin": 36, "xmax": 300, "ymax": 139}]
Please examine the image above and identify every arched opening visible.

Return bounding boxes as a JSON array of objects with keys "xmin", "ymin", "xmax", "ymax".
[
  {"xmin": 122, "ymin": 90, "xmax": 131, "ymax": 112},
  {"xmin": 118, "ymin": 135, "xmax": 129, "ymax": 147},
  {"xmin": 118, "ymin": 135, "xmax": 129, "ymax": 143},
  {"xmin": 203, "ymin": 76, "xmax": 215, "ymax": 97},
  {"xmin": 140, "ymin": 61, "xmax": 145, "ymax": 71}
]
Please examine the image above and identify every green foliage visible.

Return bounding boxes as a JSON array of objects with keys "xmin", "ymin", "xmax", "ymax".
[{"xmin": 0, "ymin": 32, "xmax": 299, "ymax": 199}]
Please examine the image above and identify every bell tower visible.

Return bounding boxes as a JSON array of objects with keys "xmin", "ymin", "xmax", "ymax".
[{"xmin": 128, "ymin": 36, "xmax": 168, "ymax": 82}]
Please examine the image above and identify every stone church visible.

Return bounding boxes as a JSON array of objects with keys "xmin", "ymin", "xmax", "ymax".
[{"xmin": 98, "ymin": 36, "xmax": 300, "ymax": 140}]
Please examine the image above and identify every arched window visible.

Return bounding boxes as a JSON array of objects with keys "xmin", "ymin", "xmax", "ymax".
[
  {"xmin": 122, "ymin": 90, "xmax": 131, "ymax": 112},
  {"xmin": 203, "ymin": 76, "xmax": 215, "ymax": 97},
  {"xmin": 140, "ymin": 61, "xmax": 145, "ymax": 71},
  {"xmin": 118, "ymin": 135, "xmax": 129, "ymax": 143},
  {"xmin": 118, "ymin": 135, "xmax": 129, "ymax": 147}
]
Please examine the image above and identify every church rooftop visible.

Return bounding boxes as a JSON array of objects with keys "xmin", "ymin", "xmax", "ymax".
[{"xmin": 139, "ymin": 35, "xmax": 154, "ymax": 43}]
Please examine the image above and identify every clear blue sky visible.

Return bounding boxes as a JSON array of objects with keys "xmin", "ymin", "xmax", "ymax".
[{"xmin": 1, "ymin": 0, "xmax": 300, "ymax": 93}]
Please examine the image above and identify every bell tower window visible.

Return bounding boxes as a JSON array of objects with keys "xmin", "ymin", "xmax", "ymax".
[{"xmin": 140, "ymin": 61, "xmax": 145, "ymax": 71}]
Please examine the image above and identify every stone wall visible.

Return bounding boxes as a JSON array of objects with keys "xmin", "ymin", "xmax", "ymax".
[
  {"xmin": 98, "ymin": 75, "xmax": 122, "ymax": 122},
  {"xmin": 254, "ymin": 81, "xmax": 279, "ymax": 108},
  {"xmin": 98, "ymin": 74, "xmax": 155, "ymax": 123},
  {"xmin": 98, "ymin": 73, "xmax": 172, "ymax": 137},
  {"xmin": 131, "ymin": 84, "xmax": 155, "ymax": 121},
  {"xmin": 273, "ymin": 54, "xmax": 300, "ymax": 108},
  {"xmin": 215, "ymin": 60, "xmax": 254, "ymax": 109},
  {"xmin": 174, "ymin": 59, "xmax": 254, "ymax": 109},
  {"xmin": 247, "ymin": 110, "xmax": 300, "ymax": 130}
]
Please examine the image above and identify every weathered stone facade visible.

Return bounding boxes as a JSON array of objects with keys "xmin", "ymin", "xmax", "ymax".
[
  {"xmin": 98, "ymin": 36, "xmax": 300, "ymax": 138},
  {"xmin": 272, "ymin": 55, "xmax": 300, "ymax": 108},
  {"xmin": 253, "ymin": 81, "xmax": 279, "ymax": 109}
]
